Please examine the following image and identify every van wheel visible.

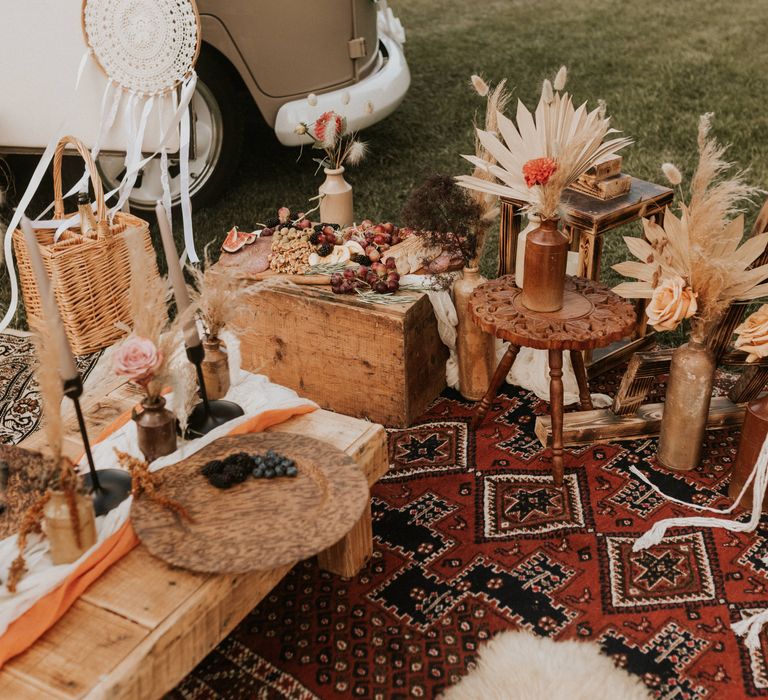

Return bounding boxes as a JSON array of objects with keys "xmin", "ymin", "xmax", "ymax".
[{"xmin": 97, "ymin": 47, "xmax": 245, "ymax": 212}]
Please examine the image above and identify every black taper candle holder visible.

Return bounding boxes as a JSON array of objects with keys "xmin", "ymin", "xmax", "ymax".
[
  {"xmin": 64, "ymin": 376, "xmax": 132, "ymax": 516},
  {"xmin": 183, "ymin": 342, "xmax": 244, "ymax": 439}
]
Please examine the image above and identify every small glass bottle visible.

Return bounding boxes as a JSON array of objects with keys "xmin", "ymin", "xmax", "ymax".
[{"xmin": 77, "ymin": 191, "xmax": 98, "ymax": 236}]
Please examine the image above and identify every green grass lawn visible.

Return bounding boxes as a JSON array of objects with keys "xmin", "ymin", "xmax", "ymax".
[{"xmin": 3, "ymin": 0, "xmax": 768, "ymax": 336}]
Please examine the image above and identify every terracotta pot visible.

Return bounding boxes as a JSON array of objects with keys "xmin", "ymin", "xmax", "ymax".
[
  {"xmin": 454, "ymin": 267, "xmax": 495, "ymax": 401},
  {"xmin": 657, "ymin": 340, "xmax": 716, "ymax": 471},
  {"xmin": 44, "ymin": 491, "xmax": 97, "ymax": 565},
  {"xmin": 319, "ymin": 167, "xmax": 353, "ymax": 227},
  {"xmin": 202, "ymin": 336, "xmax": 230, "ymax": 400},
  {"xmin": 521, "ymin": 217, "xmax": 568, "ymax": 312},
  {"xmin": 133, "ymin": 395, "xmax": 177, "ymax": 463},
  {"xmin": 514, "ymin": 212, "xmax": 540, "ymax": 289},
  {"xmin": 728, "ymin": 394, "xmax": 768, "ymax": 509}
]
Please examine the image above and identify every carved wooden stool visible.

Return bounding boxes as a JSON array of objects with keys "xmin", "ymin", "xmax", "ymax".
[{"xmin": 469, "ymin": 276, "xmax": 636, "ymax": 485}]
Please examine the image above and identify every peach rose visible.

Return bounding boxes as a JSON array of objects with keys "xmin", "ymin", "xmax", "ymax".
[
  {"xmin": 645, "ymin": 276, "xmax": 698, "ymax": 332},
  {"xmin": 735, "ymin": 304, "xmax": 768, "ymax": 363},
  {"xmin": 113, "ymin": 336, "xmax": 163, "ymax": 386}
]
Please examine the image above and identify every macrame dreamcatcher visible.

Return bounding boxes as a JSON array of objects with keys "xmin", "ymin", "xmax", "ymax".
[{"xmin": 0, "ymin": 0, "xmax": 202, "ymax": 332}]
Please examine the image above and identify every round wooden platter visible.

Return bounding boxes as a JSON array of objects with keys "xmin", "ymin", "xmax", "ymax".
[{"xmin": 130, "ymin": 433, "xmax": 369, "ymax": 574}]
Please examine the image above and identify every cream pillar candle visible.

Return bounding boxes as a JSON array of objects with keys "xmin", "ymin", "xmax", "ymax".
[
  {"xmin": 20, "ymin": 217, "xmax": 79, "ymax": 382},
  {"xmin": 155, "ymin": 203, "xmax": 199, "ymax": 348}
]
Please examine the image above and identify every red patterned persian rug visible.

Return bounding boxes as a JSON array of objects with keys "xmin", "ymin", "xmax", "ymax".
[{"xmin": 170, "ymin": 377, "xmax": 763, "ymax": 699}]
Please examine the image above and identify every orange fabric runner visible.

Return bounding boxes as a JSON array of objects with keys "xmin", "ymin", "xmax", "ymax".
[{"xmin": 0, "ymin": 402, "xmax": 316, "ymax": 667}]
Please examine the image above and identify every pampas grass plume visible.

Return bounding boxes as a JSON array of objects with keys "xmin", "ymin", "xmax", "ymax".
[
  {"xmin": 541, "ymin": 79, "xmax": 554, "ymax": 103},
  {"xmin": 553, "ymin": 65, "xmax": 568, "ymax": 91},
  {"xmin": 346, "ymin": 140, "xmax": 367, "ymax": 166},
  {"xmin": 470, "ymin": 74, "xmax": 489, "ymax": 97},
  {"xmin": 661, "ymin": 162, "xmax": 683, "ymax": 186}
]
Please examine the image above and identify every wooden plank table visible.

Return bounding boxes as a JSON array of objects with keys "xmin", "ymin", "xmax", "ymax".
[{"xmin": 0, "ymin": 379, "xmax": 388, "ymax": 699}]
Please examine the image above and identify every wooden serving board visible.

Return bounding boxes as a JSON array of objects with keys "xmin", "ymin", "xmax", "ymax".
[{"xmin": 131, "ymin": 433, "xmax": 369, "ymax": 574}]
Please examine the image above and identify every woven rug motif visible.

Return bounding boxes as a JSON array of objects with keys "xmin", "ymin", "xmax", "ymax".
[
  {"xmin": 166, "ymin": 367, "xmax": 768, "ymax": 700},
  {"xmin": 0, "ymin": 332, "xmax": 101, "ymax": 446}
]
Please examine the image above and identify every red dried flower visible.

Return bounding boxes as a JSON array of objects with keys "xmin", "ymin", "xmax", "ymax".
[
  {"xmin": 523, "ymin": 157, "xmax": 558, "ymax": 187},
  {"xmin": 313, "ymin": 111, "xmax": 344, "ymax": 143}
]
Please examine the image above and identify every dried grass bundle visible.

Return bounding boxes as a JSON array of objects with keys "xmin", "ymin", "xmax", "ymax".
[
  {"xmin": 9, "ymin": 294, "xmax": 84, "ymax": 592},
  {"xmin": 613, "ymin": 114, "xmax": 766, "ymax": 341},
  {"xmin": 171, "ymin": 362, "xmax": 197, "ymax": 438},
  {"xmin": 468, "ymin": 77, "xmax": 512, "ymax": 264},
  {"xmin": 456, "ymin": 68, "xmax": 632, "ymax": 219},
  {"xmin": 186, "ymin": 244, "xmax": 246, "ymax": 340}
]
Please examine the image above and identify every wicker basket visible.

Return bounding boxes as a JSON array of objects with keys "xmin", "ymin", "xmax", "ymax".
[{"xmin": 13, "ymin": 135, "xmax": 158, "ymax": 356}]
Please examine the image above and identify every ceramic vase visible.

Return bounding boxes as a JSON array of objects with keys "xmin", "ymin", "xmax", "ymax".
[
  {"xmin": 133, "ymin": 395, "xmax": 177, "ymax": 462},
  {"xmin": 319, "ymin": 167, "xmax": 353, "ymax": 227},
  {"xmin": 201, "ymin": 336, "xmax": 230, "ymax": 400},
  {"xmin": 658, "ymin": 340, "xmax": 716, "ymax": 471},
  {"xmin": 521, "ymin": 217, "xmax": 568, "ymax": 312},
  {"xmin": 44, "ymin": 491, "xmax": 97, "ymax": 565},
  {"xmin": 514, "ymin": 212, "xmax": 541, "ymax": 289},
  {"xmin": 728, "ymin": 394, "xmax": 768, "ymax": 509},
  {"xmin": 454, "ymin": 267, "xmax": 495, "ymax": 401}
]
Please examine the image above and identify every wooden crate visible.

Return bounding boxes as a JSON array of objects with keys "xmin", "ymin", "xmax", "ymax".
[{"xmin": 235, "ymin": 285, "xmax": 448, "ymax": 427}]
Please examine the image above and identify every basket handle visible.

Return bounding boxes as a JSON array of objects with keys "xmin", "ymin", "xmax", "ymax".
[{"xmin": 52, "ymin": 135, "xmax": 108, "ymax": 232}]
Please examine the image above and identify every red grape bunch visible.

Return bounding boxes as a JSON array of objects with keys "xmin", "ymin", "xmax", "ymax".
[{"xmin": 330, "ymin": 257, "xmax": 400, "ymax": 295}]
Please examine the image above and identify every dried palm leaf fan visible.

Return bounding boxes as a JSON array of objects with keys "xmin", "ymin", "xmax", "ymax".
[{"xmin": 81, "ymin": 0, "xmax": 202, "ymax": 261}]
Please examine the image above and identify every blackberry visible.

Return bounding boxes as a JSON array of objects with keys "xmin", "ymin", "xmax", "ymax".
[
  {"xmin": 352, "ymin": 254, "xmax": 372, "ymax": 267},
  {"xmin": 223, "ymin": 463, "xmax": 249, "ymax": 483},
  {"xmin": 201, "ymin": 460, "xmax": 224, "ymax": 477},
  {"xmin": 208, "ymin": 472, "xmax": 233, "ymax": 489},
  {"xmin": 309, "ymin": 232, "xmax": 322, "ymax": 245},
  {"xmin": 265, "ymin": 217, "xmax": 280, "ymax": 228},
  {"xmin": 317, "ymin": 243, "xmax": 334, "ymax": 257},
  {"xmin": 313, "ymin": 224, "xmax": 324, "ymax": 232}
]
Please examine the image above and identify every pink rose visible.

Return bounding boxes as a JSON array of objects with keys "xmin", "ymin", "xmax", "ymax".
[
  {"xmin": 645, "ymin": 276, "xmax": 698, "ymax": 332},
  {"xmin": 113, "ymin": 336, "xmax": 163, "ymax": 386},
  {"xmin": 735, "ymin": 304, "xmax": 768, "ymax": 363}
]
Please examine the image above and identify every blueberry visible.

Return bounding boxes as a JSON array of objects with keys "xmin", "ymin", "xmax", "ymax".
[
  {"xmin": 265, "ymin": 468, "xmax": 275, "ymax": 479},
  {"xmin": 286, "ymin": 465, "xmax": 298, "ymax": 477}
]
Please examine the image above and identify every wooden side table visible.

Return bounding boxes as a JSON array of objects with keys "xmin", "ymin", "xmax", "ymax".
[
  {"xmin": 469, "ymin": 276, "xmax": 635, "ymax": 485},
  {"xmin": 497, "ymin": 177, "xmax": 674, "ymax": 372}
]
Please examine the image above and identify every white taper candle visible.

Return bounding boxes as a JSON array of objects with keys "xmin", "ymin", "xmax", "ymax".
[
  {"xmin": 155, "ymin": 202, "xmax": 199, "ymax": 348},
  {"xmin": 20, "ymin": 217, "xmax": 79, "ymax": 382}
]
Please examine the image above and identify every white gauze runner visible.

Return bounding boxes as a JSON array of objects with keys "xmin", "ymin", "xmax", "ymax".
[{"xmin": 0, "ymin": 371, "xmax": 316, "ymax": 639}]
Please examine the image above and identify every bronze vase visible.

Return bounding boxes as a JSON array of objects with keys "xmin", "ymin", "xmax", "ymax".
[
  {"xmin": 454, "ymin": 266, "xmax": 495, "ymax": 401},
  {"xmin": 728, "ymin": 394, "xmax": 768, "ymax": 510},
  {"xmin": 657, "ymin": 340, "xmax": 716, "ymax": 471},
  {"xmin": 521, "ymin": 216, "xmax": 568, "ymax": 312},
  {"xmin": 133, "ymin": 395, "xmax": 177, "ymax": 463},
  {"xmin": 201, "ymin": 336, "xmax": 231, "ymax": 400}
]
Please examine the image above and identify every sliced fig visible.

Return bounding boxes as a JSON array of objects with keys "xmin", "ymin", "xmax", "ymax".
[{"xmin": 221, "ymin": 227, "xmax": 257, "ymax": 254}]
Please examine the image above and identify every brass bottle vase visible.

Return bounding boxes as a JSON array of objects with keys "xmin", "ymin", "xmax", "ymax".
[
  {"xmin": 201, "ymin": 336, "xmax": 231, "ymax": 401},
  {"xmin": 133, "ymin": 395, "xmax": 177, "ymax": 463},
  {"xmin": 728, "ymin": 395, "xmax": 768, "ymax": 510},
  {"xmin": 521, "ymin": 216, "xmax": 568, "ymax": 312},
  {"xmin": 658, "ymin": 340, "xmax": 716, "ymax": 471}
]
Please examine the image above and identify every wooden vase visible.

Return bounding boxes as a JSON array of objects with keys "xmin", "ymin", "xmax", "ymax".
[
  {"xmin": 657, "ymin": 340, "xmax": 716, "ymax": 471},
  {"xmin": 728, "ymin": 394, "xmax": 768, "ymax": 509},
  {"xmin": 521, "ymin": 217, "xmax": 568, "ymax": 312},
  {"xmin": 514, "ymin": 212, "xmax": 540, "ymax": 289},
  {"xmin": 133, "ymin": 395, "xmax": 177, "ymax": 463},
  {"xmin": 454, "ymin": 267, "xmax": 495, "ymax": 401},
  {"xmin": 201, "ymin": 336, "xmax": 230, "ymax": 400},
  {"xmin": 319, "ymin": 167, "xmax": 353, "ymax": 227},
  {"xmin": 44, "ymin": 491, "xmax": 97, "ymax": 565}
]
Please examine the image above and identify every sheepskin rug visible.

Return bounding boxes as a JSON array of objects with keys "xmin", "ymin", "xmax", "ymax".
[{"xmin": 442, "ymin": 630, "xmax": 651, "ymax": 700}]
